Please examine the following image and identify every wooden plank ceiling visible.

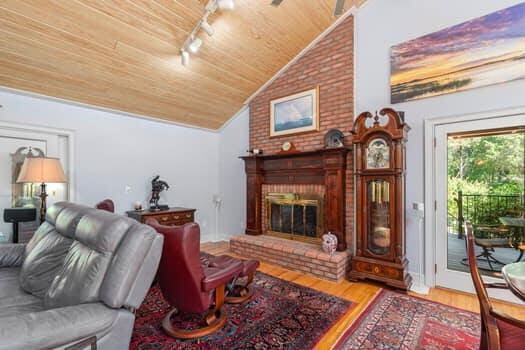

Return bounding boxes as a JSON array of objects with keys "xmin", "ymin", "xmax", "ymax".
[{"xmin": 0, "ymin": 0, "xmax": 364, "ymax": 129}]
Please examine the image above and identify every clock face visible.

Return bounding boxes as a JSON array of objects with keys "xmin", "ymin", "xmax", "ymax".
[
  {"xmin": 282, "ymin": 141, "xmax": 292, "ymax": 151},
  {"xmin": 366, "ymin": 138, "xmax": 389, "ymax": 169}
]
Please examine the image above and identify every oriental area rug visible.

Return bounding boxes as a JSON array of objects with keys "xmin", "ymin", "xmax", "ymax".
[
  {"xmin": 333, "ymin": 289, "xmax": 481, "ymax": 350},
  {"xmin": 131, "ymin": 271, "xmax": 353, "ymax": 349}
]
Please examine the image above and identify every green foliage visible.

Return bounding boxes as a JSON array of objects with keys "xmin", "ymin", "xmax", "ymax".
[
  {"xmin": 490, "ymin": 182, "xmax": 523, "ymax": 194},
  {"xmin": 447, "ymin": 131, "xmax": 524, "ymax": 232},
  {"xmin": 447, "ymin": 132, "xmax": 524, "ymax": 193},
  {"xmin": 447, "ymin": 177, "xmax": 488, "ymax": 217}
]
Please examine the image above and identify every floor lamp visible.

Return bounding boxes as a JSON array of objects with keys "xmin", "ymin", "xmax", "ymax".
[{"xmin": 16, "ymin": 155, "xmax": 68, "ymax": 224}]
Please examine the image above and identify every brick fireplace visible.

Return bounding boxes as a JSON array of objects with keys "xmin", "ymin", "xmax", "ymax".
[
  {"xmin": 232, "ymin": 149, "xmax": 350, "ymax": 281},
  {"xmin": 240, "ymin": 148, "xmax": 349, "ymax": 249},
  {"xmin": 230, "ymin": 15, "xmax": 354, "ymax": 281}
]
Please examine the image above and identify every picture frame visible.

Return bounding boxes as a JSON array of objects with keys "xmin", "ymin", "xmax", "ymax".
[
  {"xmin": 270, "ymin": 87, "xmax": 319, "ymax": 137},
  {"xmin": 390, "ymin": 2, "xmax": 525, "ymax": 104}
]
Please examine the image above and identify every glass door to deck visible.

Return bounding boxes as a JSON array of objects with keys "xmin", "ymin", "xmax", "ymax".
[{"xmin": 434, "ymin": 115, "xmax": 524, "ymax": 302}]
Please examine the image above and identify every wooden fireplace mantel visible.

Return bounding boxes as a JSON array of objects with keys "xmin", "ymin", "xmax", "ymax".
[{"xmin": 241, "ymin": 148, "xmax": 350, "ymax": 251}]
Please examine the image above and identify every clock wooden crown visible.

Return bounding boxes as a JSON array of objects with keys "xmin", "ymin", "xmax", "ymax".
[
  {"xmin": 349, "ymin": 108, "xmax": 412, "ymax": 290},
  {"xmin": 351, "ymin": 108, "xmax": 410, "ymax": 159}
]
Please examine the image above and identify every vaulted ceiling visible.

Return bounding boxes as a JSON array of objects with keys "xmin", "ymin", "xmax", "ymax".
[{"xmin": 0, "ymin": 0, "xmax": 365, "ymax": 129}]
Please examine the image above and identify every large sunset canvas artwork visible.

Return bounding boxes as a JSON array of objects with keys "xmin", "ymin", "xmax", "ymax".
[{"xmin": 391, "ymin": 2, "xmax": 525, "ymax": 104}]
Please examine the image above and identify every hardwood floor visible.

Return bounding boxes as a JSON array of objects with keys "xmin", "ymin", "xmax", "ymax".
[{"xmin": 201, "ymin": 241, "xmax": 525, "ymax": 349}]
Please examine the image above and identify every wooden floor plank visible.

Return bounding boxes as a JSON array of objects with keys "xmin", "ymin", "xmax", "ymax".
[{"xmin": 201, "ymin": 241, "xmax": 525, "ymax": 349}]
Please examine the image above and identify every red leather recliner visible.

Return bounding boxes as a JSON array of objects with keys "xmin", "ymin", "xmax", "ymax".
[
  {"xmin": 95, "ymin": 199, "xmax": 114, "ymax": 213},
  {"xmin": 146, "ymin": 219, "xmax": 244, "ymax": 339},
  {"xmin": 201, "ymin": 254, "xmax": 260, "ymax": 304}
]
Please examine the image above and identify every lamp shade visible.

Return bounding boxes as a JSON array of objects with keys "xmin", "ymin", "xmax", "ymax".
[{"xmin": 16, "ymin": 156, "xmax": 68, "ymax": 183}]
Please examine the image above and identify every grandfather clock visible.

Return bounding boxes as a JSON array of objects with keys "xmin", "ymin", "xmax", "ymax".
[{"xmin": 349, "ymin": 108, "xmax": 412, "ymax": 290}]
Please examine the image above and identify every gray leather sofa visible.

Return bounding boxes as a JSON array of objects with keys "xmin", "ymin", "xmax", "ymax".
[{"xmin": 0, "ymin": 202, "xmax": 164, "ymax": 349}]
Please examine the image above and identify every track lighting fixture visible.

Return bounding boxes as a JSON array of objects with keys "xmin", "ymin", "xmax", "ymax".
[
  {"xmin": 181, "ymin": 50, "xmax": 190, "ymax": 66},
  {"xmin": 179, "ymin": 0, "xmax": 236, "ymax": 67},
  {"xmin": 201, "ymin": 20, "xmax": 214, "ymax": 36},
  {"xmin": 333, "ymin": 0, "xmax": 346, "ymax": 17},
  {"xmin": 217, "ymin": 0, "xmax": 235, "ymax": 10},
  {"xmin": 187, "ymin": 37, "xmax": 202, "ymax": 53}
]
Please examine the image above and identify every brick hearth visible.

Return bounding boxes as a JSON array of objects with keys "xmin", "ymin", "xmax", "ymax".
[{"xmin": 230, "ymin": 234, "xmax": 349, "ymax": 281}]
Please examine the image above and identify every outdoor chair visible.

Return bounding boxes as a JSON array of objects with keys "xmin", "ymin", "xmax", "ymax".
[{"xmin": 461, "ymin": 225, "xmax": 512, "ymax": 271}]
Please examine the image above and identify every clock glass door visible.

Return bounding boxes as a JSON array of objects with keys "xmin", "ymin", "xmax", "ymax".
[{"xmin": 367, "ymin": 179, "xmax": 391, "ymax": 256}]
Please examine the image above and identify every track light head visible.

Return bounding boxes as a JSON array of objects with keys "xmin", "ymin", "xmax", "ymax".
[
  {"xmin": 217, "ymin": 0, "xmax": 235, "ymax": 10},
  {"xmin": 180, "ymin": 0, "xmax": 234, "ymax": 67},
  {"xmin": 201, "ymin": 20, "xmax": 214, "ymax": 36},
  {"xmin": 181, "ymin": 50, "xmax": 190, "ymax": 66},
  {"xmin": 187, "ymin": 37, "xmax": 202, "ymax": 53},
  {"xmin": 333, "ymin": 0, "xmax": 346, "ymax": 17}
]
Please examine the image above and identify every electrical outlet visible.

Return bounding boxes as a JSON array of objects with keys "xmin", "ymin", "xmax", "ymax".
[
  {"xmin": 0, "ymin": 232, "xmax": 7, "ymax": 242},
  {"xmin": 124, "ymin": 185, "xmax": 132, "ymax": 194}
]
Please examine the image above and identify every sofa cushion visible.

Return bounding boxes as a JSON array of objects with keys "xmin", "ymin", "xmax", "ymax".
[
  {"xmin": 0, "ymin": 293, "xmax": 43, "ymax": 318},
  {"xmin": 23, "ymin": 202, "xmax": 71, "ymax": 256},
  {"xmin": 19, "ymin": 230, "xmax": 72, "ymax": 298},
  {"xmin": 100, "ymin": 223, "xmax": 163, "ymax": 309},
  {"xmin": 0, "ymin": 268, "xmax": 43, "ymax": 318},
  {"xmin": 0, "ymin": 267, "xmax": 23, "ymax": 298},
  {"xmin": 0, "ymin": 303, "xmax": 119, "ymax": 350},
  {"xmin": 44, "ymin": 210, "xmax": 132, "ymax": 309},
  {"xmin": 18, "ymin": 203, "xmax": 90, "ymax": 298}
]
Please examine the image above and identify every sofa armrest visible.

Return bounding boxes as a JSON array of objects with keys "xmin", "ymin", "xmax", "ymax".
[
  {"xmin": 0, "ymin": 243, "xmax": 25, "ymax": 267},
  {"xmin": 202, "ymin": 261, "xmax": 243, "ymax": 292},
  {"xmin": 0, "ymin": 303, "xmax": 120, "ymax": 350}
]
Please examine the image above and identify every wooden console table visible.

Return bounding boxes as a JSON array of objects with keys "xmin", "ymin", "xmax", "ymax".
[{"xmin": 126, "ymin": 207, "xmax": 196, "ymax": 226}]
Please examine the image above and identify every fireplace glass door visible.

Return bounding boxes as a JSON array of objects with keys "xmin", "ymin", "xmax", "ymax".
[{"xmin": 266, "ymin": 193, "xmax": 323, "ymax": 243}]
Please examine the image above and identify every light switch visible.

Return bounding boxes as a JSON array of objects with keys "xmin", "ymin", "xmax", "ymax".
[{"xmin": 412, "ymin": 202, "xmax": 424, "ymax": 211}]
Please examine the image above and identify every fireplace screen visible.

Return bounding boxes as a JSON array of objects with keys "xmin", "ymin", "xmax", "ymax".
[{"xmin": 266, "ymin": 193, "xmax": 323, "ymax": 243}]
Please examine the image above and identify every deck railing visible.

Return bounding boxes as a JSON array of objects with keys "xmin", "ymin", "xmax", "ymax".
[{"xmin": 454, "ymin": 191, "xmax": 524, "ymax": 238}]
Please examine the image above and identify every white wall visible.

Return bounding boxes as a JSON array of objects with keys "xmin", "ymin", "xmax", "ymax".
[
  {"xmin": 218, "ymin": 108, "xmax": 249, "ymax": 240},
  {"xmin": 0, "ymin": 88, "xmax": 220, "ymax": 241},
  {"xmin": 355, "ymin": 0, "xmax": 525, "ymax": 280}
]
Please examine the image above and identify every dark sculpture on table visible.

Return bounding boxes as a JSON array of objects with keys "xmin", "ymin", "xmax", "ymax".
[{"xmin": 149, "ymin": 175, "xmax": 170, "ymax": 211}]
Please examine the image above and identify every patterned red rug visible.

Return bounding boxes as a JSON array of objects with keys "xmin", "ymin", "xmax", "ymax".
[
  {"xmin": 333, "ymin": 289, "xmax": 481, "ymax": 350},
  {"xmin": 131, "ymin": 271, "xmax": 353, "ymax": 349}
]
